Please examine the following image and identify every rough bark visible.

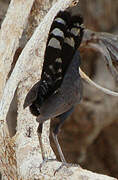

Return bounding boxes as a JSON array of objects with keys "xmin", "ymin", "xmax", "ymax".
[{"xmin": 0, "ymin": 0, "xmax": 35, "ymax": 99}]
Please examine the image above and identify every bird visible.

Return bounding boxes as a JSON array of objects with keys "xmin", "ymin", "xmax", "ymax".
[{"xmin": 24, "ymin": 9, "xmax": 84, "ymax": 164}]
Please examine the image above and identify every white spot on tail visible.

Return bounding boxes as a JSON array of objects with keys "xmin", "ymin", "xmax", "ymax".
[
  {"xmin": 44, "ymin": 72, "xmax": 50, "ymax": 78},
  {"xmin": 54, "ymin": 17, "xmax": 66, "ymax": 25},
  {"xmin": 51, "ymin": 28, "xmax": 64, "ymax": 38},
  {"xmin": 55, "ymin": 76, "xmax": 62, "ymax": 81},
  {"xmin": 70, "ymin": 28, "xmax": 80, "ymax": 36},
  {"xmin": 74, "ymin": 23, "xmax": 80, "ymax": 28},
  {"xmin": 48, "ymin": 38, "xmax": 61, "ymax": 49},
  {"xmin": 49, "ymin": 65, "xmax": 55, "ymax": 74},
  {"xmin": 64, "ymin": 37, "xmax": 75, "ymax": 47},
  {"xmin": 58, "ymin": 68, "xmax": 62, "ymax": 73},
  {"xmin": 55, "ymin": 58, "xmax": 62, "ymax": 63}
]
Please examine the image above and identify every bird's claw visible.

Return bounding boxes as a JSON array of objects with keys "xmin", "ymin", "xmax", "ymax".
[
  {"xmin": 54, "ymin": 162, "xmax": 78, "ymax": 176},
  {"xmin": 39, "ymin": 158, "xmax": 56, "ymax": 172},
  {"xmin": 54, "ymin": 162, "xmax": 80, "ymax": 175}
]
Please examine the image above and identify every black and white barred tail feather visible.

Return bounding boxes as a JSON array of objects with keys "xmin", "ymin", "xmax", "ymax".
[
  {"xmin": 42, "ymin": 13, "xmax": 84, "ymax": 91},
  {"xmin": 41, "ymin": 11, "xmax": 72, "ymax": 95},
  {"xmin": 61, "ymin": 15, "xmax": 84, "ymax": 78},
  {"xmin": 24, "ymin": 10, "xmax": 84, "ymax": 117},
  {"xmin": 24, "ymin": 11, "xmax": 71, "ymax": 111},
  {"xmin": 24, "ymin": 11, "xmax": 70, "ymax": 111}
]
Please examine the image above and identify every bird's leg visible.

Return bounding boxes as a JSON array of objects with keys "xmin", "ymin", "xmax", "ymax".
[
  {"xmin": 52, "ymin": 108, "xmax": 77, "ymax": 174},
  {"xmin": 37, "ymin": 123, "xmax": 45, "ymax": 160},
  {"xmin": 52, "ymin": 124, "xmax": 66, "ymax": 163},
  {"xmin": 52, "ymin": 120, "xmax": 69, "ymax": 174},
  {"xmin": 37, "ymin": 123, "xmax": 56, "ymax": 172},
  {"xmin": 52, "ymin": 107, "xmax": 74, "ymax": 162}
]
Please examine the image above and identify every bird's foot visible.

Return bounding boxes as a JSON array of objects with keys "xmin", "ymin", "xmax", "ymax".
[
  {"xmin": 39, "ymin": 158, "xmax": 56, "ymax": 172},
  {"xmin": 54, "ymin": 162, "xmax": 80, "ymax": 176}
]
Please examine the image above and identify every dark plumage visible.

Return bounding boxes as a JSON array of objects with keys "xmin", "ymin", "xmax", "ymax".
[
  {"xmin": 36, "ymin": 50, "xmax": 82, "ymax": 123},
  {"xmin": 24, "ymin": 9, "xmax": 84, "ymax": 163}
]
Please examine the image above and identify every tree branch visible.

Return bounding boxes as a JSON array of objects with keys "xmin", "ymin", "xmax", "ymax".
[{"xmin": 0, "ymin": 0, "xmax": 35, "ymax": 98}]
